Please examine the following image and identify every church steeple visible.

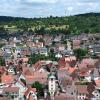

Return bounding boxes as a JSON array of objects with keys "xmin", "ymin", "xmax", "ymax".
[{"xmin": 48, "ymin": 74, "xmax": 56, "ymax": 100}]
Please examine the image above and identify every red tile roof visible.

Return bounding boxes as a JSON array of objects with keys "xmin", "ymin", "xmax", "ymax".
[
  {"xmin": 34, "ymin": 60, "xmax": 46, "ymax": 70},
  {"xmin": 67, "ymin": 67, "xmax": 77, "ymax": 74},
  {"xmin": 24, "ymin": 87, "xmax": 36, "ymax": 97},
  {"xmin": 23, "ymin": 67, "xmax": 34, "ymax": 76},
  {"xmin": 58, "ymin": 58, "xmax": 69, "ymax": 68},
  {"xmin": 1, "ymin": 75, "xmax": 14, "ymax": 84},
  {"xmin": 73, "ymin": 40, "xmax": 81, "ymax": 46},
  {"xmin": 55, "ymin": 93, "xmax": 75, "ymax": 100},
  {"xmin": 21, "ymin": 58, "xmax": 29, "ymax": 63},
  {"xmin": 0, "ymin": 67, "xmax": 5, "ymax": 74},
  {"xmin": 76, "ymin": 85, "xmax": 88, "ymax": 94},
  {"xmin": 25, "ymin": 71, "xmax": 48, "ymax": 84},
  {"xmin": 0, "ymin": 97, "xmax": 9, "ymax": 100},
  {"xmin": 59, "ymin": 56, "xmax": 76, "ymax": 69},
  {"xmin": 78, "ymin": 58, "xmax": 97, "ymax": 70},
  {"xmin": 95, "ymin": 79, "xmax": 100, "ymax": 87},
  {"xmin": 3, "ymin": 87, "xmax": 19, "ymax": 93}
]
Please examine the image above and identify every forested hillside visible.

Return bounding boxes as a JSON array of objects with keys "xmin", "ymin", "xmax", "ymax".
[{"xmin": 0, "ymin": 13, "xmax": 100, "ymax": 38}]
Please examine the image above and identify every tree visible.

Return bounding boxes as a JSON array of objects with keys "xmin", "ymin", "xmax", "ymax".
[
  {"xmin": 74, "ymin": 48, "xmax": 88, "ymax": 61},
  {"xmin": 28, "ymin": 54, "xmax": 49, "ymax": 64},
  {"xmin": 39, "ymin": 38, "xmax": 44, "ymax": 42},
  {"xmin": 48, "ymin": 51, "xmax": 57, "ymax": 61},
  {"xmin": 0, "ymin": 57, "xmax": 5, "ymax": 66},
  {"xmin": 0, "ymin": 43, "xmax": 5, "ymax": 48},
  {"xmin": 31, "ymin": 81, "xmax": 44, "ymax": 97}
]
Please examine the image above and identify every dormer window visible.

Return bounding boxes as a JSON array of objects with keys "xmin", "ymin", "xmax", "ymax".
[{"xmin": 51, "ymin": 78, "xmax": 53, "ymax": 81}]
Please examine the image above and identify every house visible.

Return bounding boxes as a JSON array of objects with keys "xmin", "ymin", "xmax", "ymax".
[
  {"xmin": 21, "ymin": 67, "xmax": 48, "ymax": 85},
  {"xmin": 24, "ymin": 87, "xmax": 37, "ymax": 100},
  {"xmin": 16, "ymin": 57, "xmax": 29, "ymax": 65},
  {"xmin": 58, "ymin": 57, "xmax": 70, "ymax": 68},
  {"xmin": 58, "ymin": 73, "xmax": 74, "ymax": 93},
  {"xmin": 57, "ymin": 44, "xmax": 65, "ymax": 51},
  {"xmin": 54, "ymin": 35, "xmax": 62, "ymax": 42},
  {"xmin": 92, "ymin": 45, "xmax": 100, "ymax": 56},
  {"xmin": 25, "ymin": 71, "xmax": 48, "ymax": 85},
  {"xmin": 0, "ymin": 50, "xmax": 4, "ymax": 57},
  {"xmin": 2, "ymin": 45, "xmax": 13, "ymax": 53},
  {"xmin": 35, "ymin": 35, "xmax": 43, "ymax": 40},
  {"xmin": 7, "ymin": 66, "xmax": 15, "ymax": 75},
  {"xmin": 58, "ymin": 56, "xmax": 76, "ymax": 69},
  {"xmin": 77, "ymin": 58, "xmax": 97, "ymax": 71},
  {"xmin": 34, "ymin": 60, "xmax": 46, "ymax": 71},
  {"xmin": 67, "ymin": 39, "xmax": 72, "ymax": 51},
  {"xmin": 76, "ymin": 85, "xmax": 89, "ymax": 100},
  {"xmin": 15, "ymin": 47, "xmax": 22, "ymax": 54},
  {"xmin": 61, "ymin": 50, "xmax": 73, "ymax": 56},
  {"xmin": 26, "ymin": 41, "xmax": 34, "ymax": 47},
  {"xmin": 92, "ymin": 88, "xmax": 100, "ymax": 99},
  {"xmin": 21, "ymin": 48, "xmax": 31, "ymax": 57},
  {"xmin": 80, "ymin": 69, "xmax": 92, "ymax": 82},
  {"xmin": 3, "ymin": 51, "xmax": 12, "ymax": 59},
  {"xmin": 27, "ymin": 39, "xmax": 44, "ymax": 48},
  {"xmin": 35, "ymin": 42, "xmax": 44, "ymax": 48},
  {"xmin": 92, "ymin": 79, "xmax": 100, "ymax": 99},
  {"xmin": 30, "ymin": 47, "xmax": 38, "ymax": 54},
  {"xmin": 54, "ymin": 93, "xmax": 75, "ymax": 100},
  {"xmin": 2, "ymin": 87, "xmax": 19, "ymax": 99},
  {"xmin": 91, "ymin": 68, "xmax": 100, "ymax": 80},
  {"xmin": 1, "ymin": 74, "xmax": 15, "ymax": 85},
  {"xmin": 0, "ymin": 97, "xmax": 9, "ymax": 100},
  {"xmin": 44, "ymin": 35, "xmax": 53, "ymax": 46},
  {"xmin": 0, "ymin": 67, "xmax": 5, "ymax": 75},
  {"xmin": 72, "ymin": 39, "xmax": 81, "ymax": 49},
  {"xmin": 14, "ymin": 79, "xmax": 27, "ymax": 99},
  {"xmin": 55, "ymin": 53, "xmax": 62, "ymax": 58},
  {"xmin": 38, "ymin": 47, "xmax": 48, "ymax": 56}
]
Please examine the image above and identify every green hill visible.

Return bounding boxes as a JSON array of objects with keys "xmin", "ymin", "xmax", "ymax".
[{"xmin": 0, "ymin": 12, "xmax": 100, "ymax": 38}]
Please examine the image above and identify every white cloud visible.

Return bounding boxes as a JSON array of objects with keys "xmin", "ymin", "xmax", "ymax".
[
  {"xmin": 0, "ymin": 0, "xmax": 100, "ymax": 17},
  {"xmin": 67, "ymin": 7, "xmax": 73, "ymax": 12},
  {"xmin": 20, "ymin": 0, "xmax": 57, "ymax": 4}
]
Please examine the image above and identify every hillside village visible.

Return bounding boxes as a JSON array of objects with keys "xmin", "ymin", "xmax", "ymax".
[{"xmin": 0, "ymin": 33, "xmax": 100, "ymax": 100}]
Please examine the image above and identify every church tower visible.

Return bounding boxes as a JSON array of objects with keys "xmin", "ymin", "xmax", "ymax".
[{"xmin": 48, "ymin": 74, "xmax": 56, "ymax": 100}]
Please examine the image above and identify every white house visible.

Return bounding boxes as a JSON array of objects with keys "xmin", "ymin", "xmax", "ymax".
[
  {"xmin": 55, "ymin": 53, "xmax": 62, "ymax": 58},
  {"xmin": 8, "ymin": 66, "xmax": 15, "ymax": 75},
  {"xmin": 76, "ymin": 85, "xmax": 88, "ymax": 100}
]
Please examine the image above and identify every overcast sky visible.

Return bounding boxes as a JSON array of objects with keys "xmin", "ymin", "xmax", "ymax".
[{"xmin": 0, "ymin": 0, "xmax": 100, "ymax": 18}]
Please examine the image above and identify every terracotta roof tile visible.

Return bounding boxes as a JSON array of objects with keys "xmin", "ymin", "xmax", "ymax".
[
  {"xmin": 21, "ymin": 58, "xmax": 29, "ymax": 62},
  {"xmin": 0, "ymin": 97, "xmax": 9, "ymax": 100},
  {"xmin": 55, "ymin": 93, "xmax": 75, "ymax": 100},
  {"xmin": 3, "ymin": 87, "xmax": 19, "ymax": 93},
  {"xmin": 95, "ymin": 79, "xmax": 100, "ymax": 87},
  {"xmin": 76, "ymin": 85, "xmax": 88, "ymax": 94},
  {"xmin": 1, "ymin": 75, "xmax": 14, "ymax": 84},
  {"xmin": 67, "ymin": 67, "xmax": 77, "ymax": 74},
  {"xmin": 25, "ymin": 71, "xmax": 48, "ymax": 84},
  {"xmin": 24, "ymin": 87, "xmax": 36, "ymax": 97},
  {"xmin": 34, "ymin": 60, "xmax": 46, "ymax": 70}
]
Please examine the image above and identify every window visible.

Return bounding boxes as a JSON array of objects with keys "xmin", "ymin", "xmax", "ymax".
[
  {"xmin": 96, "ymin": 94, "xmax": 98, "ymax": 97},
  {"xmin": 71, "ymin": 93, "xmax": 73, "ymax": 95},
  {"xmin": 51, "ymin": 78, "xmax": 53, "ymax": 81}
]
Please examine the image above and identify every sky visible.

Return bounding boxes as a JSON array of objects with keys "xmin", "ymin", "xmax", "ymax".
[{"xmin": 0, "ymin": 0, "xmax": 100, "ymax": 18}]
